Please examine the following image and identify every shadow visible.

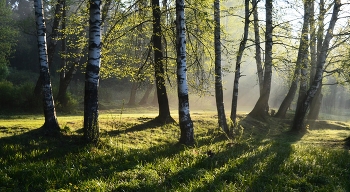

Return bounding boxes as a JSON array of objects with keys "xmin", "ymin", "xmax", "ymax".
[
  {"xmin": 191, "ymin": 130, "xmax": 305, "ymax": 192},
  {"xmin": 106, "ymin": 117, "xmax": 177, "ymax": 136},
  {"xmin": 308, "ymin": 120, "xmax": 350, "ymax": 130},
  {"xmin": 0, "ymin": 126, "xmax": 187, "ymax": 191},
  {"xmin": 117, "ymin": 115, "xmax": 306, "ymax": 191},
  {"xmin": 6, "ymin": 115, "xmax": 348, "ymax": 191},
  {"xmin": 0, "ymin": 128, "xmax": 85, "ymax": 164}
]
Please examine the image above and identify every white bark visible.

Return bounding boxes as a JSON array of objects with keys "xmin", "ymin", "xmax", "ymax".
[
  {"xmin": 84, "ymin": 0, "xmax": 102, "ymax": 143},
  {"xmin": 176, "ymin": 0, "xmax": 194, "ymax": 145},
  {"xmin": 34, "ymin": 0, "xmax": 59, "ymax": 131}
]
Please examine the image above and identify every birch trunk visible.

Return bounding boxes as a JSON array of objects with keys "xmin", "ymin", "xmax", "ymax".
[
  {"xmin": 252, "ymin": 0, "xmax": 263, "ymax": 96},
  {"xmin": 248, "ymin": 0, "xmax": 272, "ymax": 120},
  {"xmin": 214, "ymin": 0, "xmax": 229, "ymax": 134},
  {"xmin": 230, "ymin": 0, "xmax": 249, "ymax": 125},
  {"xmin": 34, "ymin": 0, "xmax": 60, "ymax": 132},
  {"xmin": 151, "ymin": 0, "xmax": 172, "ymax": 122},
  {"xmin": 292, "ymin": 0, "xmax": 341, "ymax": 132},
  {"xmin": 308, "ymin": 0, "xmax": 325, "ymax": 121},
  {"xmin": 84, "ymin": 0, "xmax": 102, "ymax": 143},
  {"xmin": 34, "ymin": 0, "xmax": 64, "ymax": 96},
  {"xmin": 276, "ymin": 0, "xmax": 311, "ymax": 119},
  {"xmin": 176, "ymin": 0, "xmax": 194, "ymax": 145}
]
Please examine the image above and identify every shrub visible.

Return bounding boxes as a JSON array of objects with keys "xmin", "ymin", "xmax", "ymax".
[
  {"xmin": 0, "ymin": 81, "xmax": 15, "ymax": 109},
  {"xmin": 0, "ymin": 81, "xmax": 42, "ymax": 113},
  {"xmin": 0, "ymin": 64, "xmax": 9, "ymax": 81}
]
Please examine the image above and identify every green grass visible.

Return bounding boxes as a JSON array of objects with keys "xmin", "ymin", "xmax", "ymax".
[{"xmin": 0, "ymin": 111, "xmax": 349, "ymax": 191}]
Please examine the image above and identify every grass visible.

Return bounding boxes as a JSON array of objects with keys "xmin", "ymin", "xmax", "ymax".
[{"xmin": 0, "ymin": 110, "xmax": 349, "ymax": 191}]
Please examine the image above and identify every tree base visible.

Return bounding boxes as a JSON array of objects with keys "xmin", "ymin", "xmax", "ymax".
[
  {"xmin": 40, "ymin": 120, "xmax": 61, "ymax": 136},
  {"xmin": 154, "ymin": 115, "xmax": 176, "ymax": 124}
]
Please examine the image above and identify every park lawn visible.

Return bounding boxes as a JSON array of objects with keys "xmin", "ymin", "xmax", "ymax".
[{"xmin": 0, "ymin": 111, "xmax": 349, "ymax": 191}]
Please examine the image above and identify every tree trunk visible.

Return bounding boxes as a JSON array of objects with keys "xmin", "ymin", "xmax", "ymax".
[
  {"xmin": 307, "ymin": 85, "xmax": 322, "ymax": 120},
  {"xmin": 57, "ymin": 0, "xmax": 68, "ymax": 106},
  {"xmin": 230, "ymin": 0, "xmax": 249, "ymax": 126},
  {"xmin": 127, "ymin": 82, "xmax": 138, "ymax": 106},
  {"xmin": 34, "ymin": 0, "xmax": 60, "ymax": 132},
  {"xmin": 275, "ymin": 66, "xmax": 299, "ymax": 118},
  {"xmin": 139, "ymin": 82, "xmax": 154, "ymax": 105},
  {"xmin": 252, "ymin": 0, "xmax": 263, "ymax": 96},
  {"xmin": 151, "ymin": 85, "xmax": 158, "ymax": 105},
  {"xmin": 57, "ymin": 63, "xmax": 77, "ymax": 106},
  {"xmin": 309, "ymin": 1, "xmax": 316, "ymax": 88},
  {"xmin": 307, "ymin": 0, "xmax": 325, "ymax": 121},
  {"xmin": 276, "ymin": 0, "xmax": 311, "ymax": 119},
  {"xmin": 84, "ymin": 0, "xmax": 102, "ymax": 143},
  {"xmin": 214, "ymin": 0, "xmax": 229, "ymax": 135},
  {"xmin": 248, "ymin": 0, "xmax": 273, "ymax": 121},
  {"xmin": 176, "ymin": 0, "xmax": 194, "ymax": 145},
  {"xmin": 151, "ymin": 0, "xmax": 172, "ymax": 122},
  {"xmin": 34, "ymin": 0, "xmax": 64, "ymax": 96},
  {"xmin": 292, "ymin": 0, "xmax": 340, "ymax": 132}
]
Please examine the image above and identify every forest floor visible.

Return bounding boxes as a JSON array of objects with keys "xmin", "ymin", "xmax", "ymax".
[{"xmin": 0, "ymin": 108, "xmax": 349, "ymax": 191}]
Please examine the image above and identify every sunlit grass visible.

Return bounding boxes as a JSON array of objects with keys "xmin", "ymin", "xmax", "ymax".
[{"xmin": 0, "ymin": 111, "xmax": 349, "ymax": 191}]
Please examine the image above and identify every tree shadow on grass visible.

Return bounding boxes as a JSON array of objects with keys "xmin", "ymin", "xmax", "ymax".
[
  {"xmin": 0, "ymin": 126, "xmax": 189, "ymax": 191},
  {"xmin": 0, "ymin": 127, "xmax": 84, "ymax": 164},
  {"xmin": 190, "ymin": 130, "xmax": 306, "ymax": 192},
  {"xmin": 106, "ymin": 117, "xmax": 178, "ymax": 136},
  {"xmin": 115, "ymin": 115, "xmax": 306, "ymax": 191},
  {"xmin": 0, "ymin": 116, "xmax": 310, "ymax": 191}
]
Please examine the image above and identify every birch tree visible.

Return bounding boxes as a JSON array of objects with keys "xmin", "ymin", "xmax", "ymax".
[
  {"xmin": 292, "ymin": 0, "xmax": 341, "ymax": 132},
  {"xmin": 176, "ymin": 0, "xmax": 194, "ymax": 145},
  {"xmin": 230, "ymin": 0, "xmax": 249, "ymax": 125},
  {"xmin": 84, "ymin": 0, "xmax": 102, "ymax": 143},
  {"xmin": 34, "ymin": 0, "xmax": 64, "ymax": 96},
  {"xmin": 34, "ymin": 0, "xmax": 60, "ymax": 132},
  {"xmin": 307, "ymin": 0, "xmax": 325, "ymax": 120}
]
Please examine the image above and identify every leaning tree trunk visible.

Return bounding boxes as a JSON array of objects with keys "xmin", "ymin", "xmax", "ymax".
[
  {"xmin": 275, "ymin": 0, "xmax": 311, "ymax": 119},
  {"xmin": 274, "ymin": 66, "xmax": 299, "ymax": 118},
  {"xmin": 127, "ymin": 82, "xmax": 138, "ymax": 106},
  {"xmin": 248, "ymin": 0, "xmax": 273, "ymax": 121},
  {"xmin": 34, "ymin": 0, "xmax": 64, "ymax": 96},
  {"xmin": 230, "ymin": 0, "xmax": 249, "ymax": 126},
  {"xmin": 292, "ymin": 0, "xmax": 341, "ymax": 132},
  {"xmin": 34, "ymin": 0, "xmax": 60, "ymax": 132},
  {"xmin": 139, "ymin": 82, "xmax": 154, "ymax": 105},
  {"xmin": 151, "ymin": 0, "xmax": 172, "ymax": 122},
  {"xmin": 84, "ymin": 0, "xmax": 102, "ymax": 143},
  {"xmin": 151, "ymin": 85, "xmax": 158, "ymax": 105},
  {"xmin": 214, "ymin": 0, "xmax": 229, "ymax": 135},
  {"xmin": 176, "ymin": 0, "xmax": 194, "ymax": 145},
  {"xmin": 252, "ymin": 0, "xmax": 264, "ymax": 96}
]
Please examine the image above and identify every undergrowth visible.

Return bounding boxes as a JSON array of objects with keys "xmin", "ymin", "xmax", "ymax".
[{"xmin": 0, "ymin": 113, "xmax": 349, "ymax": 191}]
